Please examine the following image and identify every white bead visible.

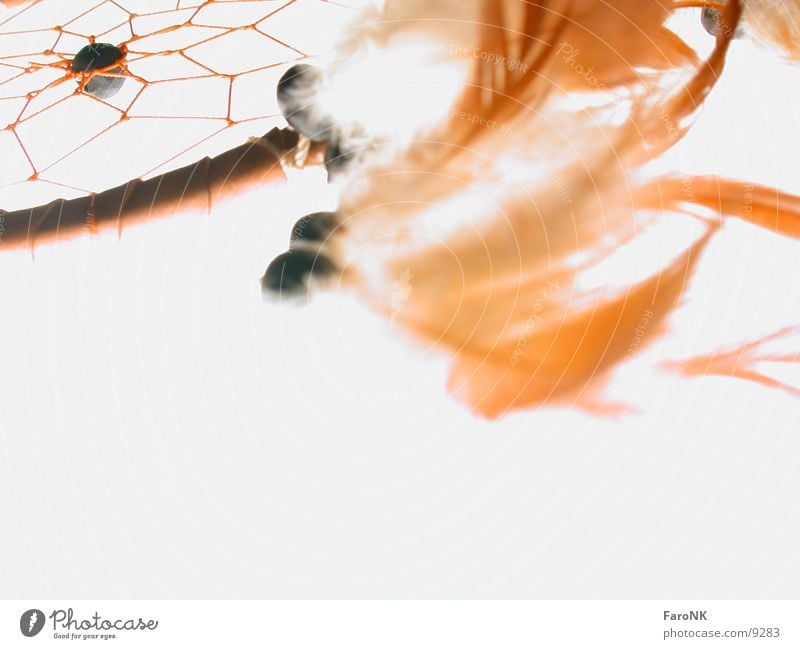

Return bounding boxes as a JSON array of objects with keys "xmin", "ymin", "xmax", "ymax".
[{"xmin": 84, "ymin": 68, "xmax": 125, "ymax": 99}]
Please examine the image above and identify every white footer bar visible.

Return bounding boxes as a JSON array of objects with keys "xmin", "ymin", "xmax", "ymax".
[{"xmin": 1, "ymin": 601, "xmax": 796, "ymax": 648}]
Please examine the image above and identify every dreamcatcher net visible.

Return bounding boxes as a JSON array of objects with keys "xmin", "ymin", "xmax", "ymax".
[{"xmin": 0, "ymin": 0, "xmax": 366, "ymax": 241}]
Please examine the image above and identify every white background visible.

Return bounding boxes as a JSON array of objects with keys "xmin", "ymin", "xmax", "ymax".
[{"xmin": 1, "ymin": 7, "xmax": 799, "ymax": 599}]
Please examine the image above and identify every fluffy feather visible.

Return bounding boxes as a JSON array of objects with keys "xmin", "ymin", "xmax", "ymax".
[
  {"xmin": 744, "ymin": 0, "xmax": 800, "ymax": 59},
  {"xmin": 311, "ymin": 0, "xmax": 799, "ymax": 417}
]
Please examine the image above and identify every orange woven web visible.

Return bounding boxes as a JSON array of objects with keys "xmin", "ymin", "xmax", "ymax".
[{"xmin": 0, "ymin": 0, "xmax": 363, "ymax": 212}]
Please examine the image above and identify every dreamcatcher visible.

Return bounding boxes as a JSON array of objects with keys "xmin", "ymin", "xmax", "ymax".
[
  {"xmin": 0, "ymin": 0, "xmax": 798, "ymax": 418},
  {"xmin": 0, "ymin": 0, "xmax": 367, "ymax": 245}
]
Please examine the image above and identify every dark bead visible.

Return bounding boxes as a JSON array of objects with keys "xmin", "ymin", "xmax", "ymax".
[
  {"xmin": 277, "ymin": 64, "xmax": 334, "ymax": 142},
  {"xmin": 71, "ymin": 43, "xmax": 124, "ymax": 72},
  {"xmin": 71, "ymin": 43, "xmax": 126, "ymax": 99},
  {"xmin": 700, "ymin": 8, "xmax": 744, "ymax": 39},
  {"xmin": 701, "ymin": 8, "xmax": 721, "ymax": 36},
  {"xmin": 289, "ymin": 211, "xmax": 338, "ymax": 248},
  {"xmin": 261, "ymin": 249, "xmax": 336, "ymax": 298},
  {"xmin": 324, "ymin": 137, "xmax": 357, "ymax": 177}
]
